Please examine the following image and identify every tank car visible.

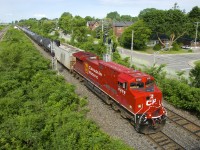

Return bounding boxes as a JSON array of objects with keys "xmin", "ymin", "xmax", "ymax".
[
  {"xmin": 42, "ymin": 38, "xmax": 51, "ymax": 52},
  {"xmin": 72, "ymin": 51, "xmax": 167, "ymax": 134}
]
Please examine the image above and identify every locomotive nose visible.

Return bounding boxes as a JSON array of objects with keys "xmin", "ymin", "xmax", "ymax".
[{"xmin": 138, "ymin": 114, "xmax": 167, "ymax": 134}]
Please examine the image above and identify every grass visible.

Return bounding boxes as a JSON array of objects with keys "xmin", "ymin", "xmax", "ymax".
[
  {"xmin": 194, "ymin": 60, "xmax": 200, "ymax": 65},
  {"xmin": 0, "ymin": 25, "xmax": 5, "ymax": 31},
  {"xmin": 131, "ymin": 47, "xmax": 193, "ymax": 54}
]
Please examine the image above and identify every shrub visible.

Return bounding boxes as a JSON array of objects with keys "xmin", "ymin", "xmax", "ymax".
[
  {"xmin": 153, "ymin": 43, "xmax": 161, "ymax": 51},
  {"xmin": 171, "ymin": 42, "xmax": 180, "ymax": 51},
  {"xmin": 0, "ymin": 28, "xmax": 132, "ymax": 150}
]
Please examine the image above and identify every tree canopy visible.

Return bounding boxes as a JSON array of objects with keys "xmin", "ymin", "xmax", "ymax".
[
  {"xmin": 58, "ymin": 12, "xmax": 73, "ymax": 34},
  {"xmin": 141, "ymin": 9, "xmax": 189, "ymax": 49},
  {"xmin": 106, "ymin": 11, "xmax": 121, "ymax": 21},
  {"xmin": 120, "ymin": 20, "xmax": 152, "ymax": 50}
]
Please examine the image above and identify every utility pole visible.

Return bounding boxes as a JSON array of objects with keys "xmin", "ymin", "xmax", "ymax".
[
  {"xmin": 102, "ymin": 19, "xmax": 104, "ymax": 40},
  {"xmin": 194, "ymin": 22, "xmax": 200, "ymax": 48},
  {"xmin": 131, "ymin": 30, "xmax": 134, "ymax": 51},
  {"xmin": 130, "ymin": 30, "xmax": 134, "ymax": 68},
  {"xmin": 51, "ymin": 41, "xmax": 57, "ymax": 71}
]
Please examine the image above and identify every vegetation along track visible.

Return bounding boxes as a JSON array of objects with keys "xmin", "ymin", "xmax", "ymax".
[{"xmin": 166, "ymin": 108, "xmax": 200, "ymax": 141}]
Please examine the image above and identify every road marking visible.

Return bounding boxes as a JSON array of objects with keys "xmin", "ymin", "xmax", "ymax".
[{"xmin": 181, "ymin": 68, "xmax": 192, "ymax": 70}]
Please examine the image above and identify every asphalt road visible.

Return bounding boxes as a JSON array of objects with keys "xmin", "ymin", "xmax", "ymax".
[{"xmin": 118, "ymin": 47, "xmax": 200, "ymax": 78}]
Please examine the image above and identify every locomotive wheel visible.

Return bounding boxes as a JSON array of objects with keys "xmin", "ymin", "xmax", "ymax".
[
  {"xmin": 134, "ymin": 121, "xmax": 141, "ymax": 133},
  {"xmin": 120, "ymin": 109, "xmax": 127, "ymax": 118},
  {"xmin": 72, "ymin": 72, "xmax": 76, "ymax": 77},
  {"xmin": 101, "ymin": 93, "xmax": 112, "ymax": 105},
  {"xmin": 112, "ymin": 102, "xmax": 119, "ymax": 111},
  {"xmin": 105, "ymin": 96, "xmax": 112, "ymax": 105},
  {"xmin": 75, "ymin": 74, "xmax": 79, "ymax": 79}
]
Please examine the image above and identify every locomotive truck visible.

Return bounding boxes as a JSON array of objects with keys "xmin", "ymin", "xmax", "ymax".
[{"xmin": 20, "ymin": 26, "xmax": 167, "ymax": 134}]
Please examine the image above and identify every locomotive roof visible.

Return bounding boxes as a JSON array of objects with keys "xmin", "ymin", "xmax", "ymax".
[
  {"xmin": 73, "ymin": 51, "xmax": 152, "ymax": 79},
  {"xmin": 73, "ymin": 51, "xmax": 97, "ymax": 61},
  {"xmin": 100, "ymin": 61, "xmax": 150, "ymax": 78}
]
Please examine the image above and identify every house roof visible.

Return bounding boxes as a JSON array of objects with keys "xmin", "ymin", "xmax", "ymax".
[
  {"xmin": 113, "ymin": 21, "xmax": 134, "ymax": 27},
  {"xmin": 87, "ymin": 21, "xmax": 100, "ymax": 26}
]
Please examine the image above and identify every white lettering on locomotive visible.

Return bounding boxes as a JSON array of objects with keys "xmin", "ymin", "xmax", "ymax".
[
  {"xmin": 88, "ymin": 71, "xmax": 98, "ymax": 79},
  {"xmin": 118, "ymin": 87, "xmax": 126, "ymax": 95},
  {"xmin": 146, "ymin": 99, "xmax": 156, "ymax": 106},
  {"xmin": 85, "ymin": 65, "xmax": 102, "ymax": 80},
  {"xmin": 89, "ymin": 66, "xmax": 102, "ymax": 76}
]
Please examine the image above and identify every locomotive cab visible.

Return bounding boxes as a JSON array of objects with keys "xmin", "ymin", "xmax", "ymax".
[{"xmin": 127, "ymin": 76, "xmax": 167, "ymax": 134}]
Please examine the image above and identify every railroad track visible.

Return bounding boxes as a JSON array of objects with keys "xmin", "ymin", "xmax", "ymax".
[
  {"xmin": 0, "ymin": 27, "xmax": 8, "ymax": 41},
  {"xmin": 0, "ymin": 31, "xmax": 4, "ymax": 40},
  {"xmin": 166, "ymin": 108, "xmax": 200, "ymax": 141},
  {"xmin": 146, "ymin": 131, "xmax": 184, "ymax": 150}
]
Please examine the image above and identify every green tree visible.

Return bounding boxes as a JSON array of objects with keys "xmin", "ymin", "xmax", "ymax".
[
  {"xmin": 190, "ymin": 62, "xmax": 200, "ymax": 88},
  {"xmin": 121, "ymin": 15, "xmax": 132, "ymax": 21},
  {"xmin": 106, "ymin": 11, "xmax": 120, "ymax": 21},
  {"xmin": 71, "ymin": 16, "xmax": 88, "ymax": 43},
  {"xmin": 142, "ymin": 9, "xmax": 189, "ymax": 49},
  {"xmin": 120, "ymin": 20, "xmax": 152, "ymax": 50},
  {"xmin": 42, "ymin": 20, "xmax": 56, "ymax": 35},
  {"xmin": 58, "ymin": 12, "xmax": 73, "ymax": 34},
  {"xmin": 188, "ymin": 6, "xmax": 200, "ymax": 39},
  {"xmin": 84, "ymin": 16, "xmax": 95, "ymax": 22},
  {"xmin": 138, "ymin": 8, "xmax": 157, "ymax": 19},
  {"xmin": 188, "ymin": 6, "xmax": 200, "ymax": 21}
]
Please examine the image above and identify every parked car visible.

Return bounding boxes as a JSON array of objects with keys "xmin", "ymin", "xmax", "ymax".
[{"xmin": 181, "ymin": 45, "xmax": 191, "ymax": 49}]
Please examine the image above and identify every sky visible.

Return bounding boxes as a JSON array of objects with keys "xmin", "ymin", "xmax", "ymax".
[{"xmin": 0, "ymin": 0, "xmax": 199, "ymax": 23}]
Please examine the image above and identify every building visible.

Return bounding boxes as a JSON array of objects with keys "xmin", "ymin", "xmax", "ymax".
[
  {"xmin": 86, "ymin": 21, "xmax": 100, "ymax": 30},
  {"xmin": 87, "ymin": 21, "xmax": 134, "ymax": 38},
  {"xmin": 112, "ymin": 21, "xmax": 134, "ymax": 37}
]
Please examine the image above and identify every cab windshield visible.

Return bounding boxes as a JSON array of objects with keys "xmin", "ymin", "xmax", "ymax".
[{"xmin": 130, "ymin": 79, "xmax": 154, "ymax": 92}]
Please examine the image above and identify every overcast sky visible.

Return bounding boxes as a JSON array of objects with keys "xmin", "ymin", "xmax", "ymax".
[{"xmin": 0, "ymin": 0, "xmax": 199, "ymax": 23}]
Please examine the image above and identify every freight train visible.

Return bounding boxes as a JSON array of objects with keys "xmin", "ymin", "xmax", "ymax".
[{"xmin": 19, "ymin": 26, "xmax": 167, "ymax": 134}]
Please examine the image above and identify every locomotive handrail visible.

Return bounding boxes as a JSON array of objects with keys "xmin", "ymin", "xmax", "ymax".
[
  {"xmin": 137, "ymin": 107, "xmax": 151, "ymax": 124},
  {"xmin": 134, "ymin": 104, "xmax": 144, "ymax": 123}
]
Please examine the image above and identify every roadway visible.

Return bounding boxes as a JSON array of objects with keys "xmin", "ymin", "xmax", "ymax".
[{"xmin": 118, "ymin": 47, "xmax": 200, "ymax": 78}]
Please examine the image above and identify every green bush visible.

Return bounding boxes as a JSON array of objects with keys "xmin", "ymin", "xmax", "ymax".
[
  {"xmin": 143, "ymin": 64, "xmax": 200, "ymax": 118},
  {"xmin": 153, "ymin": 43, "xmax": 161, "ymax": 51},
  {"xmin": 0, "ymin": 28, "xmax": 133, "ymax": 150},
  {"xmin": 171, "ymin": 42, "xmax": 180, "ymax": 51}
]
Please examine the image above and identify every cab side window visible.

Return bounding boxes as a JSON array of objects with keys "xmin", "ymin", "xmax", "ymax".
[
  {"xmin": 130, "ymin": 82, "xmax": 144, "ymax": 89},
  {"xmin": 118, "ymin": 82, "xmax": 127, "ymax": 90}
]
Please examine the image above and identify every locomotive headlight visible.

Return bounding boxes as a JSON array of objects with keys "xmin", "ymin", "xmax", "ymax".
[{"xmin": 138, "ymin": 104, "xmax": 142, "ymax": 108}]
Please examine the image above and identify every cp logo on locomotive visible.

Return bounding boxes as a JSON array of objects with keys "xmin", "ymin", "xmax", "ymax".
[
  {"xmin": 146, "ymin": 94, "xmax": 156, "ymax": 106},
  {"xmin": 84, "ymin": 63, "xmax": 89, "ymax": 74}
]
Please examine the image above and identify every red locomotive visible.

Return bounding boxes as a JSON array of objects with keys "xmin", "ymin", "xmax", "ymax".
[{"xmin": 73, "ymin": 51, "xmax": 166, "ymax": 134}]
